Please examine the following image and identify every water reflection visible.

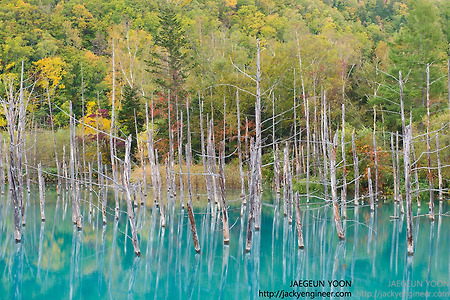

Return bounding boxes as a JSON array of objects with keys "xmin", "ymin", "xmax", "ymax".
[{"xmin": 0, "ymin": 188, "xmax": 448, "ymax": 299}]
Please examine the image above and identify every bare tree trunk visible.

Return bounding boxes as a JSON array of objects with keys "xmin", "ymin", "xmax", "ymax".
[
  {"xmin": 294, "ymin": 191, "xmax": 304, "ymax": 249},
  {"xmin": 0, "ymin": 139, "xmax": 4, "ymax": 195},
  {"xmin": 341, "ymin": 104, "xmax": 347, "ymax": 218},
  {"xmin": 155, "ymin": 150, "xmax": 165, "ymax": 227},
  {"xmin": 46, "ymin": 84, "xmax": 61, "ymax": 194},
  {"xmin": 425, "ymin": 64, "xmax": 434, "ymax": 220},
  {"xmin": 321, "ymin": 91, "xmax": 329, "ymax": 201},
  {"xmin": 396, "ymin": 132, "xmax": 404, "ymax": 213},
  {"xmin": 237, "ymin": 91, "xmax": 246, "ymax": 215},
  {"xmin": 373, "ymin": 106, "xmax": 379, "ymax": 202},
  {"xmin": 38, "ymin": 163, "xmax": 45, "ymax": 221},
  {"xmin": 390, "ymin": 133, "xmax": 399, "ymax": 203},
  {"xmin": 296, "ymin": 29, "xmax": 310, "ymax": 202},
  {"xmin": 176, "ymin": 104, "xmax": 185, "ymax": 209},
  {"xmin": 245, "ymin": 139, "xmax": 257, "ymax": 253},
  {"xmin": 69, "ymin": 102, "xmax": 82, "ymax": 230},
  {"xmin": 81, "ymin": 63, "xmax": 86, "ymax": 186},
  {"xmin": 436, "ymin": 134, "xmax": 443, "ymax": 202},
  {"xmin": 404, "ymin": 125, "xmax": 414, "ymax": 256},
  {"xmin": 185, "ymin": 102, "xmax": 201, "ymax": 253},
  {"xmin": 110, "ymin": 40, "xmax": 119, "ymax": 218},
  {"xmin": 199, "ymin": 96, "xmax": 212, "ymax": 205},
  {"xmin": 368, "ymin": 168, "xmax": 374, "ymax": 211},
  {"xmin": 329, "ymin": 132, "xmax": 345, "ymax": 240},
  {"xmin": 351, "ymin": 131, "xmax": 359, "ymax": 205},
  {"xmin": 17, "ymin": 62, "xmax": 26, "ymax": 227},
  {"xmin": 123, "ymin": 135, "xmax": 140, "ymax": 256},
  {"xmin": 273, "ymin": 144, "xmax": 281, "ymax": 206},
  {"xmin": 218, "ymin": 144, "xmax": 230, "ymax": 244},
  {"xmin": 283, "ymin": 145, "xmax": 289, "ymax": 217},
  {"xmin": 411, "ymin": 135, "xmax": 421, "ymax": 206},
  {"xmin": 399, "ymin": 71, "xmax": 414, "ymax": 255}
]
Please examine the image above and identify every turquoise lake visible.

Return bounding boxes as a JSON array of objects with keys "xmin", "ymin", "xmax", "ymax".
[{"xmin": 0, "ymin": 187, "xmax": 449, "ymax": 299}]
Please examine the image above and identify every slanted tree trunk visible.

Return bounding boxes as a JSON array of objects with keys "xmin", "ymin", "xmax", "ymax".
[{"xmin": 185, "ymin": 102, "xmax": 201, "ymax": 252}]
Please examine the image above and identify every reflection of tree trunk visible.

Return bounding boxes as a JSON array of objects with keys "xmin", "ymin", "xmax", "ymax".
[
  {"xmin": 219, "ymin": 245, "xmax": 229, "ymax": 300},
  {"xmin": 12, "ymin": 242, "xmax": 23, "ymax": 300},
  {"xmin": 187, "ymin": 254, "xmax": 200, "ymax": 300},
  {"xmin": 127, "ymin": 257, "xmax": 141, "ymax": 300},
  {"xmin": 108, "ymin": 218, "xmax": 119, "ymax": 297},
  {"xmin": 37, "ymin": 221, "xmax": 45, "ymax": 279}
]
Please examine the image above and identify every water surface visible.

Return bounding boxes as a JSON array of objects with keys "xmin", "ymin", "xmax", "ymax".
[{"xmin": 0, "ymin": 188, "xmax": 449, "ymax": 299}]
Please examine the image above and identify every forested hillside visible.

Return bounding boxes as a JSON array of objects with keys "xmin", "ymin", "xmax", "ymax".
[{"xmin": 0, "ymin": 0, "xmax": 449, "ymax": 177}]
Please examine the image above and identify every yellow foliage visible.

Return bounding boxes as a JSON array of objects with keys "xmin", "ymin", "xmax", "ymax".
[
  {"xmin": 225, "ymin": 0, "xmax": 237, "ymax": 8},
  {"xmin": 85, "ymin": 100, "xmax": 97, "ymax": 115},
  {"xmin": 84, "ymin": 50, "xmax": 98, "ymax": 61},
  {"xmin": 79, "ymin": 110, "xmax": 111, "ymax": 136},
  {"xmin": 33, "ymin": 57, "xmax": 67, "ymax": 91}
]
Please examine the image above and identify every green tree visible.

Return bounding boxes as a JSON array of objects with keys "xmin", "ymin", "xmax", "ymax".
[{"xmin": 148, "ymin": 3, "xmax": 192, "ymax": 95}]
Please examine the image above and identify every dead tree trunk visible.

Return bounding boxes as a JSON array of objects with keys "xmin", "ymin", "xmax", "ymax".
[
  {"xmin": 373, "ymin": 106, "xmax": 379, "ymax": 202},
  {"xmin": 390, "ymin": 133, "xmax": 399, "ymax": 203},
  {"xmin": 436, "ymin": 134, "xmax": 443, "ymax": 202},
  {"xmin": 283, "ymin": 145, "xmax": 289, "ymax": 217},
  {"xmin": 321, "ymin": 92, "xmax": 329, "ymax": 201},
  {"xmin": 341, "ymin": 104, "xmax": 347, "ymax": 218},
  {"xmin": 245, "ymin": 139, "xmax": 257, "ymax": 252},
  {"xmin": 237, "ymin": 90, "xmax": 246, "ymax": 214},
  {"xmin": 46, "ymin": 86, "xmax": 61, "ymax": 194},
  {"xmin": 404, "ymin": 125, "xmax": 414, "ymax": 255},
  {"xmin": 0, "ymin": 139, "xmax": 4, "ymax": 195},
  {"xmin": 411, "ymin": 134, "xmax": 421, "ymax": 206},
  {"xmin": 352, "ymin": 131, "xmax": 359, "ymax": 205},
  {"xmin": 69, "ymin": 102, "xmax": 82, "ymax": 230},
  {"xmin": 185, "ymin": 106, "xmax": 201, "ymax": 252},
  {"xmin": 294, "ymin": 191, "xmax": 304, "ymax": 249},
  {"xmin": 218, "ymin": 144, "xmax": 230, "ymax": 244},
  {"xmin": 425, "ymin": 64, "xmax": 434, "ymax": 220},
  {"xmin": 329, "ymin": 132, "xmax": 345, "ymax": 240},
  {"xmin": 38, "ymin": 163, "xmax": 45, "ymax": 221},
  {"xmin": 368, "ymin": 168, "xmax": 374, "ymax": 211},
  {"xmin": 123, "ymin": 136, "xmax": 141, "ymax": 256},
  {"xmin": 199, "ymin": 97, "xmax": 212, "ymax": 205},
  {"xmin": 110, "ymin": 39, "xmax": 119, "ymax": 219},
  {"xmin": 399, "ymin": 71, "xmax": 414, "ymax": 255}
]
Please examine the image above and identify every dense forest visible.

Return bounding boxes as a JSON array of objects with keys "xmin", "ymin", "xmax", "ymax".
[{"xmin": 0, "ymin": 0, "xmax": 449, "ymax": 193}]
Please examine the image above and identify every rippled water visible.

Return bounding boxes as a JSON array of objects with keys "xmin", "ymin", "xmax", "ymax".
[{"xmin": 0, "ymin": 187, "xmax": 449, "ymax": 299}]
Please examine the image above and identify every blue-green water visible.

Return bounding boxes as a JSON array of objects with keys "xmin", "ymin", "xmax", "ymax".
[{"xmin": 0, "ymin": 188, "xmax": 449, "ymax": 299}]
